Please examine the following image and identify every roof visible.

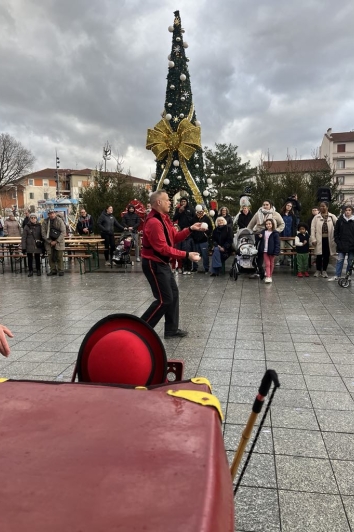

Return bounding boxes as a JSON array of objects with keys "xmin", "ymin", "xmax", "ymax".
[
  {"xmin": 263, "ymin": 159, "xmax": 330, "ymax": 174},
  {"xmin": 326, "ymin": 132, "xmax": 354, "ymax": 143},
  {"xmin": 17, "ymin": 168, "xmax": 152, "ymax": 185}
]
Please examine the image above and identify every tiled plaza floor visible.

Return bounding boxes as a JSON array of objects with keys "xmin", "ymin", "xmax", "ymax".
[{"xmin": 1, "ymin": 260, "xmax": 354, "ymax": 531}]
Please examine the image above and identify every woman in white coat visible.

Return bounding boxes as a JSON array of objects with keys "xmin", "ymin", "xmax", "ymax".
[{"xmin": 310, "ymin": 202, "xmax": 337, "ymax": 278}]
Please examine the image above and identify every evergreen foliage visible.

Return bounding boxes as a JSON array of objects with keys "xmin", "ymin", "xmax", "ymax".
[
  {"xmin": 203, "ymin": 143, "xmax": 255, "ymax": 214},
  {"xmin": 251, "ymin": 158, "xmax": 340, "ymax": 220},
  {"xmin": 146, "ymin": 11, "xmax": 210, "ymax": 208},
  {"xmin": 80, "ymin": 168, "xmax": 149, "ymax": 232}
]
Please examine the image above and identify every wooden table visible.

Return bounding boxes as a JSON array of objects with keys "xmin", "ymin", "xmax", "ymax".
[{"xmin": 0, "ymin": 238, "xmax": 26, "ymax": 273}]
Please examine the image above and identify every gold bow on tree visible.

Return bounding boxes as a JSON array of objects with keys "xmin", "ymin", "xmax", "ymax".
[{"xmin": 146, "ymin": 118, "xmax": 201, "ymax": 161}]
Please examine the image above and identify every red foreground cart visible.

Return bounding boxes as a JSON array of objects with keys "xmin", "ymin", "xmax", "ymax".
[{"xmin": 0, "ymin": 379, "xmax": 234, "ymax": 532}]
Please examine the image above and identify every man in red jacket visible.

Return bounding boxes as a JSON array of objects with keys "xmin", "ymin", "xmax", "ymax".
[{"xmin": 141, "ymin": 190, "xmax": 203, "ymax": 338}]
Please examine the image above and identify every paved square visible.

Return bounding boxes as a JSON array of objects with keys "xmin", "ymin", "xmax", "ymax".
[{"xmin": 1, "ymin": 261, "xmax": 354, "ymax": 531}]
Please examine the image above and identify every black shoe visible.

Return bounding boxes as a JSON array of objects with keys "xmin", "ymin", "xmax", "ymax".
[
  {"xmin": 164, "ymin": 329, "xmax": 188, "ymax": 339},
  {"xmin": 47, "ymin": 271, "xmax": 57, "ymax": 276},
  {"xmin": 210, "ymin": 273, "xmax": 218, "ymax": 277},
  {"xmin": 58, "ymin": 271, "xmax": 64, "ymax": 276},
  {"xmin": 37, "ymin": 271, "xmax": 41, "ymax": 276},
  {"xmin": 28, "ymin": 271, "xmax": 33, "ymax": 277}
]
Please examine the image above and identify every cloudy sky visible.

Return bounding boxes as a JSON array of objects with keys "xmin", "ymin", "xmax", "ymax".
[{"xmin": 1, "ymin": 0, "xmax": 353, "ymax": 178}]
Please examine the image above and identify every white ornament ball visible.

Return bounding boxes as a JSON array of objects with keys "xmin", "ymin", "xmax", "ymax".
[
  {"xmin": 195, "ymin": 204, "xmax": 203, "ymax": 212},
  {"xmin": 195, "ymin": 164, "xmax": 199, "ymax": 168},
  {"xmin": 163, "ymin": 178, "xmax": 170, "ymax": 185},
  {"xmin": 165, "ymin": 114, "xmax": 172, "ymax": 121},
  {"xmin": 207, "ymin": 178, "xmax": 212, "ymax": 184},
  {"xmin": 168, "ymin": 26, "xmax": 174, "ymax": 32},
  {"xmin": 209, "ymin": 210, "xmax": 215, "ymax": 217},
  {"xmin": 176, "ymin": 37, "xmax": 181, "ymax": 42},
  {"xmin": 195, "ymin": 120, "xmax": 201, "ymax": 127},
  {"xmin": 183, "ymin": 42, "xmax": 188, "ymax": 48},
  {"xmin": 170, "ymin": 84, "xmax": 175, "ymax": 89},
  {"xmin": 173, "ymin": 160, "xmax": 180, "ymax": 167},
  {"xmin": 167, "ymin": 102, "xmax": 172, "ymax": 107},
  {"xmin": 181, "ymin": 28, "xmax": 185, "ymax": 33},
  {"xmin": 168, "ymin": 61, "xmax": 175, "ymax": 68},
  {"xmin": 168, "ymin": 54, "xmax": 171, "ymax": 60},
  {"xmin": 177, "ymin": 175, "xmax": 182, "ymax": 180},
  {"xmin": 201, "ymin": 222, "xmax": 208, "ymax": 230},
  {"xmin": 179, "ymin": 113, "xmax": 184, "ymax": 118},
  {"xmin": 180, "ymin": 74, "xmax": 186, "ymax": 81},
  {"xmin": 203, "ymin": 190, "xmax": 210, "ymax": 197},
  {"xmin": 181, "ymin": 96, "xmax": 185, "ymax": 101},
  {"xmin": 211, "ymin": 173, "xmax": 216, "ymax": 178},
  {"xmin": 151, "ymin": 172, "xmax": 156, "ymax": 179}
]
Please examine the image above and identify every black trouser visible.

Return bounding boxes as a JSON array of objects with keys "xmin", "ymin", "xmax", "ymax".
[
  {"xmin": 316, "ymin": 237, "xmax": 330, "ymax": 272},
  {"xmin": 141, "ymin": 259, "xmax": 179, "ymax": 333},
  {"xmin": 27, "ymin": 253, "xmax": 41, "ymax": 272},
  {"xmin": 180, "ymin": 236, "xmax": 194, "ymax": 271},
  {"xmin": 102, "ymin": 233, "xmax": 116, "ymax": 261},
  {"xmin": 256, "ymin": 249, "xmax": 265, "ymax": 277}
]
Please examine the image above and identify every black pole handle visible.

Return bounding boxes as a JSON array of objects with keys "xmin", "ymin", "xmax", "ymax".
[
  {"xmin": 259, "ymin": 369, "xmax": 280, "ymax": 397},
  {"xmin": 252, "ymin": 370, "xmax": 280, "ymax": 414}
]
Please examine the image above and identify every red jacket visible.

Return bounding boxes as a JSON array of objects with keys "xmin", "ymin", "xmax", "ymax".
[{"xmin": 142, "ymin": 209, "xmax": 191, "ymax": 263}]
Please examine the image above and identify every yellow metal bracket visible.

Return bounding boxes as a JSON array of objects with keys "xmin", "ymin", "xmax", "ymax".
[
  {"xmin": 167, "ymin": 389, "xmax": 223, "ymax": 421},
  {"xmin": 0, "ymin": 378, "xmax": 9, "ymax": 383},
  {"xmin": 191, "ymin": 377, "xmax": 212, "ymax": 391}
]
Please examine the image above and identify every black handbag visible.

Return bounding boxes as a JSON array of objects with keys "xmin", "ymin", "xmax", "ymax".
[
  {"xmin": 49, "ymin": 227, "xmax": 61, "ymax": 240},
  {"xmin": 35, "ymin": 240, "xmax": 43, "ymax": 249}
]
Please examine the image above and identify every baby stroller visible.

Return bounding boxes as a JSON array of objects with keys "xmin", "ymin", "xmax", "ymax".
[
  {"xmin": 112, "ymin": 231, "xmax": 134, "ymax": 268},
  {"xmin": 338, "ymin": 257, "xmax": 354, "ymax": 288},
  {"xmin": 229, "ymin": 228, "xmax": 259, "ymax": 281}
]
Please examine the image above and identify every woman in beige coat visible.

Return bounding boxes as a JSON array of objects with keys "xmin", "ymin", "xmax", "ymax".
[{"xmin": 310, "ymin": 202, "xmax": 337, "ymax": 278}]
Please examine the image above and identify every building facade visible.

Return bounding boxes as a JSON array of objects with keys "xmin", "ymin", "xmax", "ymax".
[{"xmin": 320, "ymin": 129, "xmax": 354, "ymax": 203}]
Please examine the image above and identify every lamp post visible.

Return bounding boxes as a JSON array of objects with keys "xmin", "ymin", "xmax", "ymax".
[
  {"xmin": 55, "ymin": 150, "xmax": 60, "ymax": 197},
  {"xmin": 102, "ymin": 141, "xmax": 111, "ymax": 173}
]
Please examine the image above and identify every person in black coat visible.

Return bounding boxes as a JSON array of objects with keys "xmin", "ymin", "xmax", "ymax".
[
  {"xmin": 210, "ymin": 217, "xmax": 233, "ymax": 276},
  {"xmin": 173, "ymin": 197, "xmax": 195, "ymax": 273},
  {"xmin": 216, "ymin": 206, "xmax": 234, "ymax": 228},
  {"xmin": 257, "ymin": 219, "xmax": 280, "ymax": 283},
  {"xmin": 97, "ymin": 206, "xmax": 124, "ymax": 265},
  {"xmin": 21, "ymin": 214, "xmax": 43, "ymax": 277},
  {"xmin": 190, "ymin": 206, "xmax": 213, "ymax": 273},
  {"xmin": 121, "ymin": 204, "xmax": 141, "ymax": 261},
  {"xmin": 329, "ymin": 205, "xmax": 354, "ymax": 281},
  {"xmin": 76, "ymin": 208, "xmax": 94, "ymax": 235},
  {"xmin": 235, "ymin": 206, "xmax": 253, "ymax": 230},
  {"xmin": 286, "ymin": 193, "xmax": 301, "ymax": 224}
]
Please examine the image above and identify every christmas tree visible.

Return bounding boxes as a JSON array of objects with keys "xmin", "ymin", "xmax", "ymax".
[{"xmin": 146, "ymin": 10, "xmax": 214, "ymax": 210}]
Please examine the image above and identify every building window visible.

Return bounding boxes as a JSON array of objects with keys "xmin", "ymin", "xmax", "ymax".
[
  {"xmin": 44, "ymin": 193, "xmax": 49, "ymax": 200},
  {"xmin": 29, "ymin": 193, "xmax": 34, "ymax": 199},
  {"xmin": 43, "ymin": 179, "xmax": 49, "ymax": 187},
  {"xmin": 337, "ymin": 176, "xmax": 345, "ymax": 185},
  {"xmin": 28, "ymin": 179, "xmax": 34, "ymax": 186},
  {"xmin": 337, "ymin": 160, "xmax": 345, "ymax": 169},
  {"xmin": 337, "ymin": 144, "xmax": 346, "ymax": 153},
  {"xmin": 12, "ymin": 191, "xmax": 16, "ymax": 199},
  {"xmin": 338, "ymin": 193, "xmax": 344, "ymax": 202}
]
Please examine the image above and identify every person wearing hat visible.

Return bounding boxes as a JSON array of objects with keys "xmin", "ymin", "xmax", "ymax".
[
  {"xmin": 141, "ymin": 190, "xmax": 203, "ymax": 338},
  {"xmin": 21, "ymin": 213, "xmax": 43, "ymax": 277},
  {"xmin": 0, "ymin": 323, "xmax": 13, "ymax": 358},
  {"xmin": 97, "ymin": 206, "xmax": 124, "ymax": 266},
  {"xmin": 190, "ymin": 205, "xmax": 213, "ymax": 273},
  {"xmin": 41, "ymin": 210, "xmax": 66, "ymax": 276},
  {"xmin": 121, "ymin": 204, "xmax": 141, "ymax": 262}
]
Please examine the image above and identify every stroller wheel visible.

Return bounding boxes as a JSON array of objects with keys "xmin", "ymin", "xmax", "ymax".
[{"xmin": 338, "ymin": 278, "xmax": 350, "ymax": 288}]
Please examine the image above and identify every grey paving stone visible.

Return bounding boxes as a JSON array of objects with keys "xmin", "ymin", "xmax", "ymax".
[
  {"xmin": 271, "ymin": 406, "xmax": 320, "ymax": 431},
  {"xmin": 279, "ymin": 491, "xmax": 350, "ymax": 532},
  {"xmin": 230, "ymin": 371, "xmax": 264, "ymax": 387},
  {"xmin": 265, "ymin": 350, "xmax": 299, "ymax": 362},
  {"xmin": 238, "ymin": 452, "xmax": 276, "ymax": 488},
  {"xmin": 265, "ymin": 341, "xmax": 295, "ymax": 352},
  {"xmin": 198, "ymin": 358, "xmax": 233, "ymax": 372},
  {"xmin": 342, "ymin": 496, "xmax": 354, "ymax": 531},
  {"xmin": 273, "ymin": 427, "xmax": 327, "ymax": 458},
  {"xmin": 297, "ymin": 351, "xmax": 334, "ymax": 363},
  {"xmin": 276, "ymin": 455, "xmax": 338, "ymax": 493},
  {"xmin": 316, "ymin": 410, "xmax": 354, "ymax": 433},
  {"xmin": 234, "ymin": 486, "xmax": 281, "ymax": 532},
  {"xmin": 225, "ymin": 403, "xmax": 270, "ymax": 426},
  {"xmin": 290, "ymin": 334, "xmax": 322, "ymax": 343},
  {"xmin": 336, "ymin": 364, "xmax": 354, "ymax": 377},
  {"xmin": 328, "ymin": 352, "xmax": 354, "ymax": 364},
  {"xmin": 300, "ymin": 362, "xmax": 339, "ymax": 376},
  {"xmin": 228, "ymin": 385, "xmax": 259, "ymax": 404},
  {"xmin": 332, "ymin": 461, "xmax": 354, "ymax": 496},
  {"xmin": 274, "ymin": 373, "xmax": 307, "ymax": 389},
  {"xmin": 223, "ymin": 424, "xmax": 273, "ymax": 454},
  {"xmin": 233, "ymin": 349, "xmax": 266, "ymax": 361},
  {"xmin": 272, "ymin": 388, "xmax": 312, "ymax": 409},
  {"xmin": 309, "ymin": 390, "xmax": 354, "ymax": 410},
  {"xmin": 202, "ymin": 347, "xmax": 234, "ymax": 358},
  {"xmin": 304, "ymin": 375, "xmax": 348, "ymax": 392},
  {"xmin": 323, "ymin": 433, "xmax": 354, "ymax": 460},
  {"xmin": 265, "ymin": 361, "xmax": 302, "ymax": 374},
  {"xmin": 232, "ymin": 359, "xmax": 266, "ymax": 373}
]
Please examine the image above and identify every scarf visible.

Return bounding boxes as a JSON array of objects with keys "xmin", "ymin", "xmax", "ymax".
[{"xmin": 257, "ymin": 207, "xmax": 274, "ymax": 225}]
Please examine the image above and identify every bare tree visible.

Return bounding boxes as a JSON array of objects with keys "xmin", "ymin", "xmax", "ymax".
[{"xmin": 0, "ymin": 133, "xmax": 35, "ymax": 190}]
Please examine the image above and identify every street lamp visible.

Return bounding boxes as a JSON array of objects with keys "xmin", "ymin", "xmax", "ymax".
[
  {"xmin": 102, "ymin": 141, "xmax": 111, "ymax": 173},
  {"xmin": 55, "ymin": 151, "xmax": 60, "ymax": 197}
]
